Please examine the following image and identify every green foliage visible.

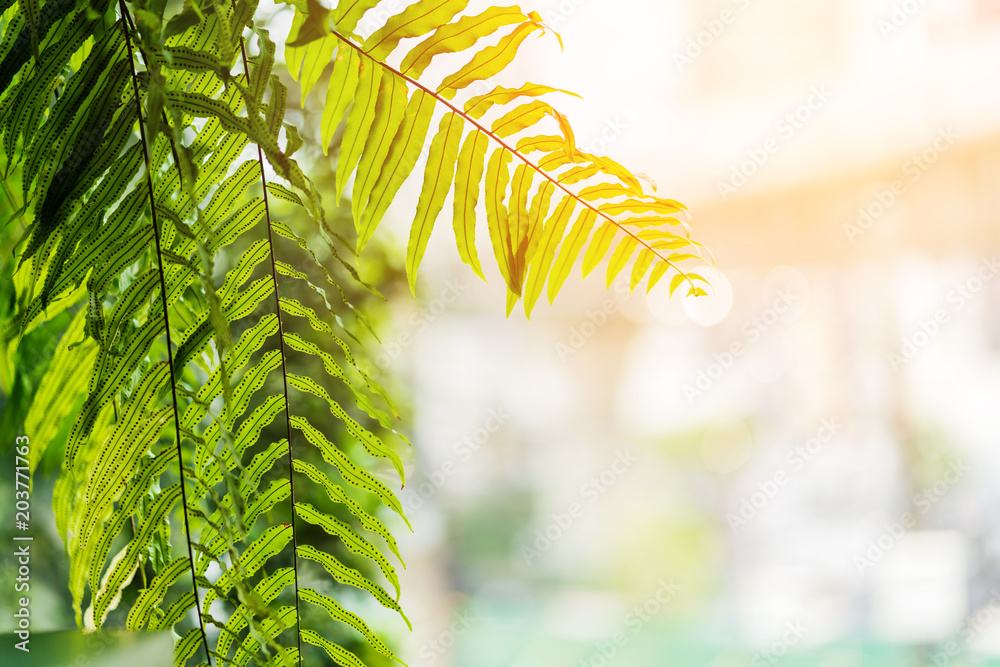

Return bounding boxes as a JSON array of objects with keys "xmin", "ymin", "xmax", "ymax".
[
  {"xmin": 0, "ymin": 0, "xmax": 709, "ymax": 665},
  {"xmin": 284, "ymin": 1, "xmax": 710, "ymax": 314}
]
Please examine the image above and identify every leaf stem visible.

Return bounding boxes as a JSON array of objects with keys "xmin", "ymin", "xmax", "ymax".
[
  {"xmin": 328, "ymin": 29, "xmax": 697, "ymax": 294},
  {"xmin": 232, "ymin": 21, "xmax": 305, "ymax": 667},
  {"xmin": 118, "ymin": 3, "xmax": 213, "ymax": 663}
]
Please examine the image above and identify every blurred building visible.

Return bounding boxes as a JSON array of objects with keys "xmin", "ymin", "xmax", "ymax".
[{"xmin": 384, "ymin": 0, "xmax": 1000, "ymax": 664}]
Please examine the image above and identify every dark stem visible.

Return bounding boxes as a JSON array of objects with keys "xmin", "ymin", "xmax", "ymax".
[
  {"xmin": 118, "ymin": 3, "xmax": 213, "ymax": 664},
  {"xmin": 232, "ymin": 24, "xmax": 304, "ymax": 666}
]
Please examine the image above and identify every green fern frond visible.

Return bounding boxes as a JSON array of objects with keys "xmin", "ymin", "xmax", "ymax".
[
  {"xmin": 285, "ymin": 1, "xmax": 711, "ymax": 315},
  {"xmin": 0, "ymin": 0, "xmax": 710, "ymax": 665},
  {"xmin": 3, "ymin": 0, "xmax": 409, "ymax": 663}
]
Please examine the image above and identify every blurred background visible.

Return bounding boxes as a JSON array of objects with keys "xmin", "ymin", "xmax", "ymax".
[
  {"xmin": 367, "ymin": 0, "xmax": 1000, "ymax": 664},
  {"xmin": 4, "ymin": 0, "xmax": 1000, "ymax": 665}
]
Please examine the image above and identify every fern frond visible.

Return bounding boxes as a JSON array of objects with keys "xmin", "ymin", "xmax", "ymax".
[
  {"xmin": 284, "ymin": 0, "xmax": 711, "ymax": 316},
  {"xmin": 3, "ymin": 0, "xmax": 410, "ymax": 664},
  {"xmin": 2, "ymin": 0, "xmax": 711, "ymax": 665}
]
